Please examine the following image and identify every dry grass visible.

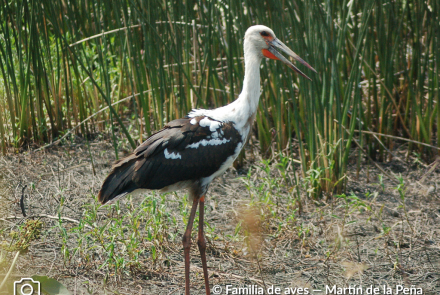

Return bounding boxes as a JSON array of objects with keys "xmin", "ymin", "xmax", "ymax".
[{"xmin": 0, "ymin": 138, "xmax": 439, "ymax": 294}]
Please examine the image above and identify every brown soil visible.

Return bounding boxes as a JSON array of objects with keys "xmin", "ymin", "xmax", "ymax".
[{"xmin": 0, "ymin": 137, "xmax": 439, "ymax": 295}]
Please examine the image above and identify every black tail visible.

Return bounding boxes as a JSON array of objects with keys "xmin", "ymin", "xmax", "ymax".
[{"xmin": 98, "ymin": 155, "xmax": 139, "ymax": 204}]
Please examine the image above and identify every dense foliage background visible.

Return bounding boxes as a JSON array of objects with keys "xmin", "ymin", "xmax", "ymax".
[{"xmin": 0, "ymin": 0, "xmax": 439, "ymax": 194}]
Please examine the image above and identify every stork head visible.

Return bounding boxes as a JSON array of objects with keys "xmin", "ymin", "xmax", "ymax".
[{"xmin": 244, "ymin": 25, "xmax": 316, "ymax": 80}]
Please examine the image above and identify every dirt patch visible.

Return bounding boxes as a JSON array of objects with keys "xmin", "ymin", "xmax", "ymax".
[{"xmin": 0, "ymin": 138, "xmax": 439, "ymax": 294}]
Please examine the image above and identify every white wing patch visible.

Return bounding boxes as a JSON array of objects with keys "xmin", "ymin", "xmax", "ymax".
[
  {"xmin": 186, "ymin": 138, "xmax": 231, "ymax": 149},
  {"xmin": 190, "ymin": 118, "xmax": 197, "ymax": 125},
  {"xmin": 210, "ymin": 129, "xmax": 224, "ymax": 139},
  {"xmin": 208, "ymin": 120, "xmax": 221, "ymax": 132},
  {"xmin": 164, "ymin": 148, "xmax": 182, "ymax": 159},
  {"xmin": 188, "ymin": 108, "xmax": 206, "ymax": 118},
  {"xmin": 198, "ymin": 117, "xmax": 222, "ymax": 132},
  {"xmin": 199, "ymin": 117, "xmax": 211, "ymax": 127}
]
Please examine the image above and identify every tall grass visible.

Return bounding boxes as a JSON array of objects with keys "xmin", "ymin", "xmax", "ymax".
[{"xmin": 0, "ymin": 0, "xmax": 438, "ymax": 195}]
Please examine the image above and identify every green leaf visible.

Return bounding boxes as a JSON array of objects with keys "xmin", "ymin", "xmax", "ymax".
[{"xmin": 31, "ymin": 276, "xmax": 71, "ymax": 295}]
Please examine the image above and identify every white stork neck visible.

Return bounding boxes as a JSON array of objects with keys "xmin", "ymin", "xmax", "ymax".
[
  {"xmin": 190, "ymin": 42, "xmax": 263, "ymax": 133},
  {"xmin": 234, "ymin": 46, "xmax": 263, "ymax": 123}
]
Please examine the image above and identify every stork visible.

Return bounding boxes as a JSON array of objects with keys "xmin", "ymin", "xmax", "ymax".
[{"xmin": 98, "ymin": 25, "xmax": 315, "ymax": 295}]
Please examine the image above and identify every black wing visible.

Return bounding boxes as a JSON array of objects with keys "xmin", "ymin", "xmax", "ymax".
[{"xmin": 98, "ymin": 116, "xmax": 242, "ymax": 203}]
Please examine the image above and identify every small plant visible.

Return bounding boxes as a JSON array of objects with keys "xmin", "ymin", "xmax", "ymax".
[
  {"xmin": 395, "ymin": 174, "xmax": 406, "ymax": 201},
  {"xmin": 301, "ymin": 140, "xmax": 346, "ymax": 199},
  {"xmin": 302, "ymin": 167, "xmax": 325, "ymax": 199},
  {"xmin": 377, "ymin": 174, "xmax": 385, "ymax": 192},
  {"xmin": 394, "ymin": 174, "xmax": 414, "ymax": 233},
  {"xmin": 335, "ymin": 193, "xmax": 371, "ymax": 229},
  {"xmin": 412, "ymin": 151, "xmax": 423, "ymax": 168},
  {"xmin": 2, "ymin": 220, "xmax": 42, "ymax": 253}
]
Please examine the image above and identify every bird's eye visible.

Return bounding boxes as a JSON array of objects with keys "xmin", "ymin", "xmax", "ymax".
[{"xmin": 260, "ymin": 31, "xmax": 269, "ymax": 37}]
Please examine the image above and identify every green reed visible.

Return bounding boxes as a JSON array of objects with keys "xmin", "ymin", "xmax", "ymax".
[{"xmin": 0, "ymin": 0, "xmax": 438, "ymax": 196}]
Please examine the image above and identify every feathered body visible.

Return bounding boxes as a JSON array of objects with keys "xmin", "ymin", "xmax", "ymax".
[{"xmin": 98, "ymin": 26, "xmax": 265, "ymax": 204}]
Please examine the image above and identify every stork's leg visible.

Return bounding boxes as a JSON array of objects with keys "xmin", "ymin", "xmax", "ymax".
[
  {"xmin": 197, "ymin": 195, "xmax": 210, "ymax": 295},
  {"xmin": 183, "ymin": 197, "xmax": 199, "ymax": 295}
]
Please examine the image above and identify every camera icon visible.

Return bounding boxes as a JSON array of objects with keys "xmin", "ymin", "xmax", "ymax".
[{"xmin": 13, "ymin": 278, "xmax": 40, "ymax": 295}]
